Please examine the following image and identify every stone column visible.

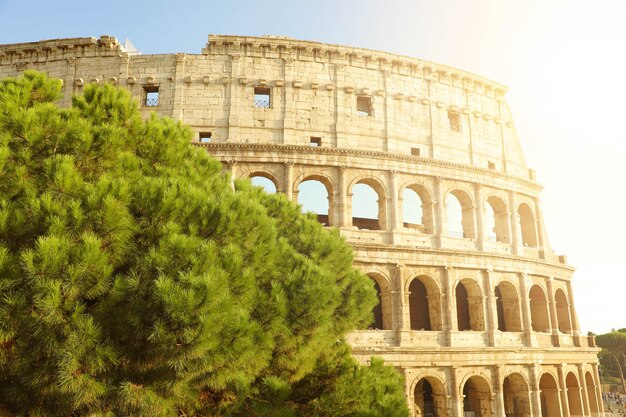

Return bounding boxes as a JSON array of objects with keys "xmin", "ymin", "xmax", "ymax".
[
  {"xmin": 450, "ymin": 367, "xmax": 464, "ymax": 417},
  {"xmin": 508, "ymin": 191, "xmax": 521, "ymax": 255},
  {"xmin": 226, "ymin": 54, "xmax": 241, "ymax": 142},
  {"xmin": 444, "ymin": 267, "xmax": 456, "ymax": 346},
  {"xmin": 577, "ymin": 364, "xmax": 591, "ymax": 417},
  {"xmin": 483, "ymin": 269, "xmax": 496, "ymax": 346},
  {"xmin": 389, "ymin": 170, "xmax": 400, "ymax": 239},
  {"xmin": 284, "ymin": 162, "xmax": 294, "ymax": 200},
  {"xmin": 533, "ymin": 199, "xmax": 546, "ymax": 258},
  {"xmin": 558, "ymin": 364, "xmax": 571, "ymax": 417},
  {"xmin": 474, "ymin": 183, "xmax": 485, "ymax": 251},
  {"xmin": 281, "ymin": 58, "xmax": 295, "ymax": 145},
  {"xmin": 493, "ymin": 365, "xmax": 506, "ymax": 417},
  {"xmin": 591, "ymin": 363, "xmax": 603, "ymax": 417},
  {"xmin": 546, "ymin": 277, "xmax": 560, "ymax": 336},
  {"xmin": 566, "ymin": 281, "xmax": 581, "ymax": 337},
  {"xmin": 529, "ymin": 363, "xmax": 543, "ymax": 417},
  {"xmin": 172, "ymin": 53, "xmax": 186, "ymax": 121},
  {"xmin": 435, "ymin": 177, "xmax": 446, "ymax": 249},
  {"xmin": 396, "ymin": 264, "xmax": 411, "ymax": 345},
  {"xmin": 519, "ymin": 273, "xmax": 533, "ymax": 346},
  {"xmin": 337, "ymin": 166, "xmax": 350, "ymax": 228},
  {"xmin": 333, "ymin": 64, "xmax": 346, "ymax": 148},
  {"xmin": 226, "ymin": 160, "xmax": 237, "ymax": 191}
]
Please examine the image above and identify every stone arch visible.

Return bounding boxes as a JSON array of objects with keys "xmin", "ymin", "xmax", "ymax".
[
  {"xmin": 529, "ymin": 284, "xmax": 550, "ymax": 332},
  {"xmin": 455, "ymin": 278, "xmax": 485, "ymax": 331},
  {"xmin": 584, "ymin": 371, "xmax": 600, "ymax": 416},
  {"xmin": 502, "ymin": 372, "xmax": 531, "ymax": 417},
  {"xmin": 565, "ymin": 371, "xmax": 583, "ymax": 417},
  {"xmin": 401, "ymin": 183, "xmax": 434, "ymax": 234},
  {"xmin": 408, "ymin": 275, "xmax": 443, "ymax": 331},
  {"xmin": 485, "ymin": 195, "xmax": 510, "ymax": 243},
  {"xmin": 294, "ymin": 174, "xmax": 334, "ymax": 226},
  {"xmin": 446, "ymin": 189, "xmax": 475, "ymax": 239},
  {"xmin": 517, "ymin": 203, "xmax": 538, "ymax": 247},
  {"xmin": 554, "ymin": 288, "xmax": 572, "ymax": 333},
  {"xmin": 413, "ymin": 375, "xmax": 448, "ymax": 417},
  {"xmin": 539, "ymin": 373, "xmax": 561, "ymax": 417},
  {"xmin": 494, "ymin": 280, "xmax": 522, "ymax": 332},
  {"xmin": 367, "ymin": 272, "xmax": 392, "ymax": 330},
  {"xmin": 248, "ymin": 171, "xmax": 280, "ymax": 193},
  {"xmin": 350, "ymin": 177, "xmax": 387, "ymax": 231},
  {"xmin": 462, "ymin": 375, "xmax": 493, "ymax": 417}
]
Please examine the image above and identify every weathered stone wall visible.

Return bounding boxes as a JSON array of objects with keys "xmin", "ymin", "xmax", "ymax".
[{"xmin": 0, "ymin": 34, "xmax": 602, "ymax": 417}]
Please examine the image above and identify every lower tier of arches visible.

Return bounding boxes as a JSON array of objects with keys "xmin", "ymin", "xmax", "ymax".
[{"xmin": 356, "ymin": 361, "xmax": 603, "ymax": 417}]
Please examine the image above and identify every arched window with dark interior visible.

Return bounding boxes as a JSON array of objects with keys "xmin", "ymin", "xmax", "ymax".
[
  {"xmin": 446, "ymin": 190, "xmax": 475, "ymax": 238},
  {"xmin": 518, "ymin": 203, "xmax": 538, "ymax": 247},
  {"xmin": 494, "ymin": 281, "xmax": 522, "ymax": 332},
  {"xmin": 455, "ymin": 279, "xmax": 485, "ymax": 331},
  {"xmin": 297, "ymin": 177, "xmax": 332, "ymax": 226},
  {"xmin": 409, "ymin": 275, "xmax": 442, "ymax": 331},
  {"xmin": 352, "ymin": 180, "xmax": 385, "ymax": 230},
  {"xmin": 529, "ymin": 284, "xmax": 550, "ymax": 332},
  {"xmin": 371, "ymin": 278, "xmax": 384, "ymax": 330},
  {"xmin": 554, "ymin": 288, "xmax": 572, "ymax": 333}
]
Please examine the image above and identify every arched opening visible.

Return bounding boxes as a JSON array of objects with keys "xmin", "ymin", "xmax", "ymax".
[
  {"xmin": 297, "ymin": 178, "xmax": 332, "ymax": 226},
  {"xmin": 585, "ymin": 371, "xmax": 600, "ymax": 416},
  {"xmin": 495, "ymin": 282, "xmax": 522, "ymax": 332},
  {"xmin": 367, "ymin": 274, "xmax": 391, "ymax": 330},
  {"xmin": 455, "ymin": 279, "xmax": 484, "ymax": 331},
  {"xmin": 370, "ymin": 279, "xmax": 383, "ymax": 330},
  {"xmin": 554, "ymin": 289, "xmax": 572, "ymax": 333},
  {"xmin": 352, "ymin": 180, "xmax": 385, "ymax": 230},
  {"xmin": 486, "ymin": 196, "xmax": 510, "ymax": 243},
  {"xmin": 414, "ymin": 377, "xmax": 448, "ymax": 417},
  {"xmin": 503, "ymin": 373, "xmax": 531, "ymax": 417},
  {"xmin": 250, "ymin": 174, "xmax": 277, "ymax": 193},
  {"xmin": 518, "ymin": 203, "xmax": 537, "ymax": 247},
  {"xmin": 462, "ymin": 376, "xmax": 493, "ymax": 417},
  {"xmin": 539, "ymin": 373, "xmax": 561, "ymax": 417},
  {"xmin": 565, "ymin": 372, "xmax": 583, "ymax": 417},
  {"xmin": 409, "ymin": 275, "xmax": 443, "ymax": 331},
  {"xmin": 402, "ymin": 185, "xmax": 434, "ymax": 234},
  {"xmin": 447, "ymin": 190, "xmax": 475, "ymax": 238},
  {"xmin": 529, "ymin": 284, "xmax": 550, "ymax": 332}
]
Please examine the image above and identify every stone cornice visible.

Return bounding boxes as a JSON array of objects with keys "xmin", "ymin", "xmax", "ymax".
[
  {"xmin": 204, "ymin": 34, "xmax": 508, "ymax": 96},
  {"xmin": 0, "ymin": 35, "xmax": 125, "ymax": 64},
  {"xmin": 195, "ymin": 142, "xmax": 543, "ymax": 192}
]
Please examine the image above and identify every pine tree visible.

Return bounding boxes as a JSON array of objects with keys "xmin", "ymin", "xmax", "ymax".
[{"xmin": 0, "ymin": 71, "xmax": 409, "ymax": 417}]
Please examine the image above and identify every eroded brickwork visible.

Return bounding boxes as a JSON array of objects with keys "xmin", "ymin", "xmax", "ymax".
[{"xmin": 0, "ymin": 35, "xmax": 602, "ymax": 417}]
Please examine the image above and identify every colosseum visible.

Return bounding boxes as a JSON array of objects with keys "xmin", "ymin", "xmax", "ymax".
[{"xmin": 0, "ymin": 35, "xmax": 603, "ymax": 417}]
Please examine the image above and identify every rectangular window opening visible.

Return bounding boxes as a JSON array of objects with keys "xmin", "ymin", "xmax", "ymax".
[
  {"xmin": 488, "ymin": 161, "xmax": 496, "ymax": 170},
  {"xmin": 254, "ymin": 87, "xmax": 271, "ymax": 108},
  {"xmin": 356, "ymin": 96, "xmax": 373, "ymax": 117},
  {"xmin": 309, "ymin": 136, "xmax": 322, "ymax": 147},
  {"xmin": 411, "ymin": 147, "xmax": 421, "ymax": 156},
  {"xmin": 199, "ymin": 132, "xmax": 213, "ymax": 143},
  {"xmin": 144, "ymin": 86, "xmax": 159, "ymax": 107},
  {"xmin": 448, "ymin": 110, "xmax": 461, "ymax": 132}
]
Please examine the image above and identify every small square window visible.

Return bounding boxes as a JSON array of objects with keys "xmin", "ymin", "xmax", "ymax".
[
  {"xmin": 488, "ymin": 161, "xmax": 496, "ymax": 170},
  {"xmin": 254, "ymin": 87, "xmax": 271, "ymax": 108},
  {"xmin": 448, "ymin": 111, "xmax": 461, "ymax": 132},
  {"xmin": 199, "ymin": 132, "xmax": 213, "ymax": 143},
  {"xmin": 309, "ymin": 137, "xmax": 322, "ymax": 147},
  {"xmin": 357, "ymin": 96, "xmax": 372, "ymax": 117},
  {"xmin": 144, "ymin": 86, "xmax": 159, "ymax": 107},
  {"xmin": 411, "ymin": 147, "xmax": 421, "ymax": 156}
]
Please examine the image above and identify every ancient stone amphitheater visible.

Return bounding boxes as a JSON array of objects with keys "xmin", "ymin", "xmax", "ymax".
[{"xmin": 0, "ymin": 35, "xmax": 602, "ymax": 417}]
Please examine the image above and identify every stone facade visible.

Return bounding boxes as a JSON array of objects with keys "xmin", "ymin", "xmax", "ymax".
[{"xmin": 0, "ymin": 35, "xmax": 602, "ymax": 417}]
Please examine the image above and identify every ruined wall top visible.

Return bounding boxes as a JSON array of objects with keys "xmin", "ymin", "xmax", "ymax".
[
  {"xmin": 0, "ymin": 36, "xmax": 125, "ymax": 62},
  {"xmin": 203, "ymin": 34, "xmax": 508, "ymax": 96}
]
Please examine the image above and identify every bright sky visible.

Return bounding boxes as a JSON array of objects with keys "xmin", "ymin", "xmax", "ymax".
[{"xmin": 1, "ymin": 0, "xmax": 624, "ymax": 334}]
